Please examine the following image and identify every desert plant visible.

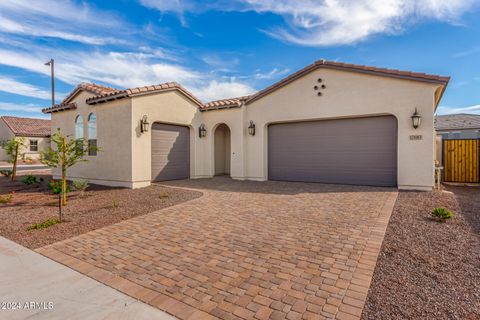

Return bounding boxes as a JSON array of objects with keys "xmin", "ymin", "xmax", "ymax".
[
  {"xmin": 431, "ymin": 207, "xmax": 454, "ymax": 222},
  {"xmin": 49, "ymin": 180, "xmax": 71, "ymax": 195},
  {"xmin": 0, "ymin": 193, "xmax": 13, "ymax": 204},
  {"xmin": 112, "ymin": 198, "xmax": 119, "ymax": 208},
  {"xmin": 22, "ymin": 174, "xmax": 38, "ymax": 185},
  {"xmin": 23, "ymin": 157, "xmax": 33, "ymax": 164},
  {"xmin": 1, "ymin": 137, "xmax": 25, "ymax": 181},
  {"xmin": 159, "ymin": 191, "xmax": 170, "ymax": 199},
  {"xmin": 40, "ymin": 128, "xmax": 98, "ymax": 206},
  {"xmin": 27, "ymin": 218, "xmax": 60, "ymax": 230},
  {"xmin": 72, "ymin": 179, "xmax": 89, "ymax": 196},
  {"xmin": 0, "ymin": 169, "xmax": 12, "ymax": 177}
]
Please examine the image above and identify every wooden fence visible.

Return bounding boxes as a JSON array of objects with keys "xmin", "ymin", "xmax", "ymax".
[{"xmin": 443, "ymin": 139, "xmax": 479, "ymax": 183}]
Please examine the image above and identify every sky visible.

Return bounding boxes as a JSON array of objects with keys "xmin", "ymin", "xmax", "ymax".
[{"xmin": 0, "ymin": 0, "xmax": 479, "ymax": 119}]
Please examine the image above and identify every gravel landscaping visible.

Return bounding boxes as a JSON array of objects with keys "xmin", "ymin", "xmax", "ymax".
[
  {"xmin": 0, "ymin": 174, "xmax": 202, "ymax": 249},
  {"xmin": 362, "ymin": 185, "xmax": 480, "ymax": 320}
]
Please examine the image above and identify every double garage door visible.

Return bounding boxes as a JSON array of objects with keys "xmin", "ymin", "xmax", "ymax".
[
  {"xmin": 151, "ymin": 123, "xmax": 190, "ymax": 181},
  {"xmin": 268, "ymin": 116, "xmax": 397, "ymax": 187}
]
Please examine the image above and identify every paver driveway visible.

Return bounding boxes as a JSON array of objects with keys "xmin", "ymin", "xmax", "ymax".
[{"xmin": 37, "ymin": 177, "xmax": 397, "ymax": 320}]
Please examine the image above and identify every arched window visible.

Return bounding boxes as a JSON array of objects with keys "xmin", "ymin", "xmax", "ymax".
[
  {"xmin": 87, "ymin": 113, "xmax": 97, "ymax": 156},
  {"xmin": 75, "ymin": 115, "xmax": 84, "ymax": 140}
]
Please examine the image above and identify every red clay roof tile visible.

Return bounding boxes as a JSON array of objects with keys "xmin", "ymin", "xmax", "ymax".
[{"xmin": 1, "ymin": 116, "xmax": 51, "ymax": 137}]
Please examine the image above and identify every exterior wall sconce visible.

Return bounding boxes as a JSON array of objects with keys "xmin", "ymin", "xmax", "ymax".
[
  {"xmin": 411, "ymin": 108, "xmax": 421, "ymax": 129},
  {"xmin": 140, "ymin": 115, "xmax": 149, "ymax": 133},
  {"xmin": 199, "ymin": 124, "xmax": 207, "ymax": 138},
  {"xmin": 248, "ymin": 121, "xmax": 256, "ymax": 136}
]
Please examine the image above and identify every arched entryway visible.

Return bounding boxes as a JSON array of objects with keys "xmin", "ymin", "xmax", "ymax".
[{"xmin": 214, "ymin": 124, "xmax": 231, "ymax": 176}]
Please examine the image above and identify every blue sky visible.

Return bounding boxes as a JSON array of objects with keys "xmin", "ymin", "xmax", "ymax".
[{"xmin": 0, "ymin": 0, "xmax": 479, "ymax": 119}]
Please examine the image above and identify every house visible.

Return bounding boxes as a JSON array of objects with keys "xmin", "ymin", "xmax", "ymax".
[
  {"xmin": 435, "ymin": 114, "xmax": 480, "ymax": 139},
  {"xmin": 0, "ymin": 116, "xmax": 51, "ymax": 161},
  {"xmin": 434, "ymin": 113, "xmax": 480, "ymax": 169},
  {"xmin": 43, "ymin": 60, "xmax": 449, "ymax": 191}
]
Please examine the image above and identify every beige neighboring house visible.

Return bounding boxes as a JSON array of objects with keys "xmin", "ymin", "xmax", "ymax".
[
  {"xmin": 43, "ymin": 60, "xmax": 449, "ymax": 191},
  {"xmin": 0, "ymin": 116, "xmax": 51, "ymax": 161}
]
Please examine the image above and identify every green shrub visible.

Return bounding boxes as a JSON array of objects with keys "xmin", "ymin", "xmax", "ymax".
[
  {"xmin": 27, "ymin": 218, "xmax": 61, "ymax": 230},
  {"xmin": 0, "ymin": 169, "xmax": 12, "ymax": 177},
  {"xmin": 49, "ymin": 180, "xmax": 70, "ymax": 194},
  {"xmin": 22, "ymin": 174, "xmax": 38, "ymax": 185},
  {"xmin": 71, "ymin": 179, "xmax": 89, "ymax": 196},
  {"xmin": 159, "ymin": 191, "xmax": 169, "ymax": 199},
  {"xmin": 0, "ymin": 193, "xmax": 13, "ymax": 204},
  {"xmin": 431, "ymin": 207, "xmax": 454, "ymax": 222}
]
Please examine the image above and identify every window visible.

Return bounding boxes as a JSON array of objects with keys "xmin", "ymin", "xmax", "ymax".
[
  {"xmin": 75, "ymin": 115, "xmax": 84, "ymax": 140},
  {"xmin": 88, "ymin": 113, "xmax": 97, "ymax": 156},
  {"xmin": 29, "ymin": 140, "xmax": 38, "ymax": 152}
]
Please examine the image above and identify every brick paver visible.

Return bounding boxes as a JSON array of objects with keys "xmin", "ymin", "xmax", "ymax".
[{"xmin": 37, "ymin": 177, "xmax": 397, "ymax": 319}]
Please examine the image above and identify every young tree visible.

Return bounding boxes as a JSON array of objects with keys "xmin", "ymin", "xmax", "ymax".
[
  {"xmin": 1, "ymin": 137, "xmax": 25, "ymax": 181},
  {"xmin": 40, "ymin": 129, "xmax": 96, "ymax": 206}
]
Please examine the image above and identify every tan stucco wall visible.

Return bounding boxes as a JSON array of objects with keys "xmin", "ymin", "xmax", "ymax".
[
  {"xmin": 130, "ymin": 90, "xmax": 204, "ymax": 188},
  {"xmin": 0, "ymin": 119, "xmax": 14, "ymax": 161},
  {"xmin": 50, "ymin": 91, "xmax": 133, "ymax": 186},
  {"xmin": 244, "ymin": 68, "xmax": 439, "ymax": 190},
  {"xmin": 50, "ymin": 67, "xmax": 442, "ymax": 191},
  {"xmin": 20, "ymin": 136, "xmax": 50, "ymax": 160}
]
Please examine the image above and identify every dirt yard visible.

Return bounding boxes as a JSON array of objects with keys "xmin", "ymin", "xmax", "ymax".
[
  {"xmin": 362, "ymin": 185, "xmax": 480, "ymax": 320},
  {"xmin": 0, "ymin": 173, "xmax": 202, "ymax": 249}
]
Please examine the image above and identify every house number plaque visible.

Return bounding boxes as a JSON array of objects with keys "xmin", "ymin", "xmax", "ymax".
[{"xmin": 409, "ymin": 135, "xmax": 423, "ymax": 140}]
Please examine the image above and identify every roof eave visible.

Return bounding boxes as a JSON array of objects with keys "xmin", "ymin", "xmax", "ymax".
[{"xmin": 86, "ymin": 92, "xmax": 129, "ymax": 105}]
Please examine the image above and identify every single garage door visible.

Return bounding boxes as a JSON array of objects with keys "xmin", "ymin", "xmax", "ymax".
[
  {"xmin": 268, "ymin": 116, "xmax": 397, "ymax": 187},
  {"xmin": 151, "ymin": 123, "xmax": 190, "ymax": 181}
]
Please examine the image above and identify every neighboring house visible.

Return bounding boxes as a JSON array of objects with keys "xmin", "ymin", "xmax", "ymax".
[
  {"xmin": 434, "ymin": 113, "xmax": 480, "ymax": 167},
  {"xmin": 0, "ymin": 116, "xmax": 51, "ymax": 161},
  {"xmin": 43, "ymin": 60, "xmax": 449, "ymax": 191},
  {"xmin": 435, "ymin": 113, "xmax": 480, "ymax": 139}
]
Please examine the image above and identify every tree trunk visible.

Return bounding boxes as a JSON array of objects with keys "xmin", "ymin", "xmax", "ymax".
[
  {"xmin": 62, "ymin": 137, "xmax": 67, "ymax": 206},
  {"xmin": 11, "ymin": 144, "xmax": 18, "ymax": 181}
]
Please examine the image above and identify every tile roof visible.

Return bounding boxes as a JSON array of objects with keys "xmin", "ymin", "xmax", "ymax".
[
  {"xmin": 62, "ymin": 82, "xmax": 117, "ymax": 104},
  {"xmin": 1, "ymin": 116, "xmax": 51, "ymax": 137},
  {"xmin": 246, "ymin": 59, "xmax": 450, "ymax": 104},
  {"xmin": 201, "ymin": 96, "xmax": 250, "ymax": 111},
  {"xmin": 42, "ymin": 82, "xmax": 116, "ymax": 113},
  {"xmin": 42, "ymin": 102, "xmax": 77, "ymax": 114},
  {"xmin": 86, "ymin": 82, "xmax": 204, "ymax": 106},
  {"xmin": 42, "ymin": 59, "xmax": 450, "ymax": 114},
  {"xmin": 435, "ymin": 113, "xmax": 480, "ymax": 130}
]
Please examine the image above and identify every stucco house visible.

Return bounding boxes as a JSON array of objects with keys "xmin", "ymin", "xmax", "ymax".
[
  {"xmin": 43, "ymin": 60, "xmax": 449, "ymax": 191},
  {"xmin": 0, "ymin": 116, "xmax": 51, "ymax": 161},
  {"xmin": 435, "ymin": 114, "xmax": 480, "ymax": 139}
]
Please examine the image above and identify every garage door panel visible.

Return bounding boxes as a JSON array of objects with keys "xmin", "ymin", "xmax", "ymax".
[
  {"xmin": 151, "ymin": 123, "xmax": 190, "ymax": 181},
  {"xmin": 268, "ymin": 116, "xmax": 397, "ymax": 187}
]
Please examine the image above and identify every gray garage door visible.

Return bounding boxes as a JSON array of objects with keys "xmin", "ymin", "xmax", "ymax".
[
  {"xmin": 151, "ymin": 123, "xmax": 190, "ymax": 181},
  {"xmin": 268, "ymin": 116, "xmax": 397, "ymax": 187}
]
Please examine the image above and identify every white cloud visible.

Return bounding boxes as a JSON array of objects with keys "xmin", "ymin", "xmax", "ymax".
[
  {"xmin": 141, "ymin": 0, "xmax": 476, "ymax": 46},
  {"xmin": 191, "ymin": 80, "xmax": 255, "ymax": 101},
  {"xmin": 254, "ymin": 68, "xmax": 290, "ymax": 80},
  {"xmin": 437, "ymin": 105, "xmax": 480, "ymax": 115},
  {"xmin": 0, "ymin": 47, "xmax": 255, "ymax": 102},
  {"xmin": 0, "ymin": 77, "xmax": 51, "ymax": 99},
  {"xmin": 0, "ymin": 0, "xmax": 125, "ymax": 45},
  {"xmin": 241, "ymin": 0, "xmax": 476, "ymax": 46},
  {"xmin": 0, "ymin": 101, "xmax": 43, "ymax": 113}
]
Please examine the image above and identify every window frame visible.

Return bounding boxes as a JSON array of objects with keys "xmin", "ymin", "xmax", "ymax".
[
  {"xmin": 29, "ymin": 139, "xmax": 38, "ymax": 152},
  {"xmin": 87, "ymin": 113, "xmax": 97, "ymax": 156}
]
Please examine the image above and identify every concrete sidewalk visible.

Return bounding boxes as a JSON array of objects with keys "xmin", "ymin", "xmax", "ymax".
[{"xmin": 0, "ymin": 237, "xmax": 174, "ymax": 320}]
